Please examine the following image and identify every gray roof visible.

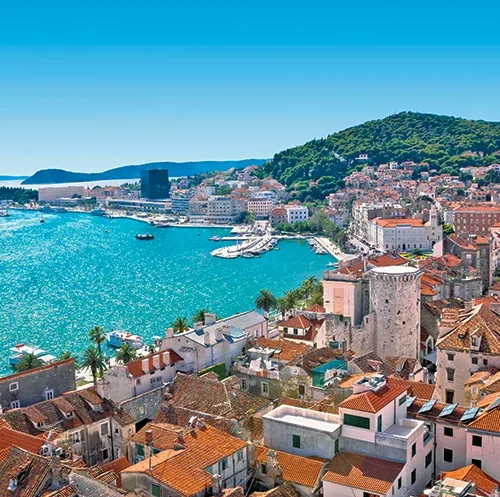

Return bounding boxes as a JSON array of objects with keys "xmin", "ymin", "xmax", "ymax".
[
  {"xmin": 208, "ymin": 310, "xmax": 266, "ymax": 331},
  {"xmin": 183, "ymin": 311, "xmax": 263, "ymax": 348}
]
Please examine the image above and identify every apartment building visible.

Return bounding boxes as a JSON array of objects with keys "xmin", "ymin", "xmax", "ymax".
[
  {"xmin": 38, "ymin": 186, "xmax": 87, "ymax": 202},
  {"xmin": 285, "ymin": 205, "xmax": 309, "ymax": 223},
  {"xmin": 453, "ymin": 206, "xmax": 500, "ymax": 235},
  {"xmin": 206, "ymin": 196, "xmax": 245, "ymax": 223},
  {"xmin": 262, "ymin": 374, "xmax": 434, "ymax": 497}
]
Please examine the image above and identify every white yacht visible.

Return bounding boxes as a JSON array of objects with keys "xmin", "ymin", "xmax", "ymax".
[
  {"xmin": 9, "ymin": 344, "xmax": 54, "ymax": 367},
  {"xmin": 106, "ymin": 330, "xmax": 143, "ymax": 349}
]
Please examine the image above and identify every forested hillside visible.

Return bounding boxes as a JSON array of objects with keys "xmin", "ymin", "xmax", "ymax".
[{"xmin": 259, "ymin": 112, "xmax": 500, "ymax": 201}]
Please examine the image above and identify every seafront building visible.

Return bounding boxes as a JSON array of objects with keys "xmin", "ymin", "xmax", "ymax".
[{"xmin": 38, "ymin": 185, "xmax": 88, "ymax": 202}]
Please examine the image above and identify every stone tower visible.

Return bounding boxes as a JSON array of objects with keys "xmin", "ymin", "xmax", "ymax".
[{"xmin": 368, "ymin": 266, "xmax": 421, "ymax": 359}]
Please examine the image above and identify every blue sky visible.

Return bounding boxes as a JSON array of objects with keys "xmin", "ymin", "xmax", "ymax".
[{"xmin": 1, "ymin": 1, "xmax": 500, "ymax": 176}]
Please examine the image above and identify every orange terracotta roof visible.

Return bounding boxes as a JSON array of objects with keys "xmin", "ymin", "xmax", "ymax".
[
  {"xmin": 339, "ymin": 383, "xmax": 407, "ymax": 413},
  {"xmin": 386, "ymin": 377, "xmax": 436, "ymax": 401},
  {"xmin": 306, "ymin": 304, "xmax": 326, "ymax": 313},
  {"xmin": 322, "ymin": 451, "xmax": 404, "ymax": 494},
  {"xmin": 126, "ymin": 350, "xmax": 183, "ymax": 378},
  {"xmin": 374, "ymin": 218, "xmax": 424, "ymax": 227},
  {"xmin": 442, "ymin": 465, "xmax": 500, "ymax": 496},
  {"xmin": 279, "ymin": 315, "xmax": 312, "ymax": 330},
  {"xmin": 0, "ymin": 427, "xmax": 45, "ymax": 454},
  {"xmin": 478, "ymin": 391, "xmax": 500, "ymax": 409},
  {"xmin": 437, "ymin": 304, "xmax": 500, "ymax": 354},
  {"xmin": 100, "ymin": 456, "xmax": 131, "ymax": 488},
  {"xmin": 254, "ymin": 446, "xmax": 324, "ymax": 488},
  {"xmin": 255, "ymin": 338, "xmax": 310, "ymax": 362},
  {"xmin": 468, "ymin": 406, "xmax": 500, "ymax": 433},
  {"xmin": 124, "ymin": 424, "xmax": 247, "ymax": 497}
]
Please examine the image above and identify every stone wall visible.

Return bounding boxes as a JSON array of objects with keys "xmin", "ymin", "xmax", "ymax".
[{"xmin": 118, "ymin": 385, "xmax": 166, "ymax": 424}]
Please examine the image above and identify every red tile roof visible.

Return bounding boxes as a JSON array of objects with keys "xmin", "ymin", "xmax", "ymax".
[
  {"xmin": 306, "ymin": 304, "xmax": 326, "ymax": 313},
  {"xmin": 254, "ymin": 446, "xmax": 324, "ymax": 487},
  {"xmin": 255, "ymin": 338, "xmax": 310, "ymax": 362},
  {"xmin": 279, "ymin": 315, "xmax": 312, "ymax": 329},
  {"xmin": 468, "ymin": 406, "xmax": 500, "ymax": 433},
  {"xmin": 0, "ymin": 427, "xmax": 45, "ymax": 454},
  {"xmin": 322, "ymin": 451, "xmax": 404, "ymax": 494},
  {"xmin": 442, "ymin": 465, "xmax": 500, "ymax": 496},
  {"xmin": 339, "ymin": 383, "xmax": 407, "ymax": 413},
  {"xmin": 124, "ymin": 423, "xmax": 247, "ymax": 497},
  {"xmin": 126, "ymin": 350, "xmax": 183, "ymax": 378},
  {"xmin": 374, "ymin": 218, "xmax": 424, "ymax": 227},
  {"xmin": 100, "ymin": 456, "xmax": 131, "ymax": 488}
]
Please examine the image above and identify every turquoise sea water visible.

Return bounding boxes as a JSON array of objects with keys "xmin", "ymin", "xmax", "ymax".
[{"xmin": 0, "ymin": 210, "xmax": 334, "ymax": 375}]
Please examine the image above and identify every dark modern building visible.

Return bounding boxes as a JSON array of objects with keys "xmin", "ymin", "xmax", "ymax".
[{"xmin": 140, "ymin": 169, "xmax": 171, "ymax": 200}]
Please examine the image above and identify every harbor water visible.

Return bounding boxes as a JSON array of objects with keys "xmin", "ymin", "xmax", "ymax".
[{"xmin": 0, "ymin": 210, "xmax": 335, "ymax": 375}]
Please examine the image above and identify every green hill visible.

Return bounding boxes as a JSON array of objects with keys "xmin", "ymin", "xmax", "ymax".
[{"xmin": 259, "ymin": 112, "xmax": 500, "ymax": 201}]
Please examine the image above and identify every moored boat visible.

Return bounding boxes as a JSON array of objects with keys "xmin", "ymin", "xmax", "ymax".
[
  {"xmin": 106, "ymin": 330, "xmax": 144, "ymax": 349},
  {"xmin": 91, "ymin": 208, "xmax": 106, "ymax": 216},
  {"xmin": 9, "ymin": 344, "xmax": 52, "ymax": 366},
  {"xmin": 136, "ymin": 233, "xmax": 155, "ymax": 240}
]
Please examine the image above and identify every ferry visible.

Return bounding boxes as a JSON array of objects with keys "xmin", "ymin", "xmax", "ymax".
[
  {"xmin": 136, "ymin": 233, "xmax": 155, "ymax": 240},
  {"xmin": 106, "ymin": 331, "xmax": 144, "ymax": 349},
  {"xmin": 9, "ymin": 344, "xmax": 56, "ymax": 367}
]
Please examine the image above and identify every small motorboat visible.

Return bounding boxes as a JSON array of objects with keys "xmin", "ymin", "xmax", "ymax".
[
  {"xmin": 210, "ymin": 236, "xmax": 221, "ymax": 241},
  {"xmin": 9, "ymin": 344, "xmax": 51, "ymax": 366},
  {"xmin": 242, "ymin": 253, "xmax": 255, "ymax": 258},
  {"xmin": 106, "ymin": 331, "xmax": 144, "ymax": 349},
  {"xmin": 136, "ymin": 233, "xmax": 155, "ymax": 240}
]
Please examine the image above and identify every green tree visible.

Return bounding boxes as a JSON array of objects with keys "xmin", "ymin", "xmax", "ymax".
[
  {"xmin": 16, "ymin": 353, "xmax": 44, "ymax": 372},
  {"xmin": 81, "ymin": 346, "xmax": 107, "ymax": 386},
  {"xmin": 276, "ymin": 296, "xmax": 290, "ymax": 319},
  {"xmin": 88, "ymin": 325, "xmax": 106, "ymax": 377},
  {"xmin": 172, "ymin": 316, "xmax": 190, "ymax": 333},
  {"xmin": 193, "ymin": 308, "xmax": 209, "ymax": 324},
  {"xmin": 300, "ymin": 276, "xmax": 319, "ymax": 300},
  {"xmin": 255, "ymin": 289, "xmax": 277, "ymax": 318},
  {"xmin": 443, "ymin": 223, "xmax": 455, "ymax": 236},
  {"xmin": 116, "ymin": 343, "xmax": 138, "ymax": 364}
]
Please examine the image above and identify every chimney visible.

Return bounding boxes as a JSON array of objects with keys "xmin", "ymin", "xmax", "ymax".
[
  {"xmin": 211, "ymin": 474, "xmax": 222, "ymax": 496},
  {"xmin": 153, "ymin": 354, "xmax": 160, "ymax": 370},
  {"xmin": 145, "ymin": 429, "xmax": 153, "ymax": 446},
  {"xmin": 142, "ymin": 358, "xmax": 149, "ymax": 374},
  {"xmin": 216, "ymin": 328, "xmax": 223, "ymax": 341},
  {"xmin": 204, "ymin": 313, "xmax": 216, "ymax": 325},
  {"xmin": 197, "ymin": 417, "xmax": 206, "ymax": 428},
  {"xmin": 162, "ymin": 351, "xmax": 170, "ymax": 365},
  {"xmin": 194, "ymin": 321, "xmax": 204, "ymax": 331},
  {"xmin": 267, "ymin": 449, "xmax": 277, "ymax": 470},
  {"xmin": 247, "ymin": 442, "xmax": 255, "ymax": 466},
  {"xmin": 176, "ymin": 429, "xmax": 184, "ymax": 444},
  {"xmin": 464, "ymin": 300, "xmax": 475, "ymax": 311},
  {"xmin": 204, "ymin": 331, "xmax": 211, "ymax": 347},
  {"xmin": 51, "ymin": 456, "xmax": 62, "ymax": 490},
  {"xmin": 165, "ymin": 328, "xmax": 174, "ymax": 339}
]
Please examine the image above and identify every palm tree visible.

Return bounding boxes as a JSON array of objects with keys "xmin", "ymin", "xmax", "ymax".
[
  {"xmin": 16, "ymin": 353, "xmax": 43, "ymax": 372},
  {"xmin": 172, "ymin": 316, "xmax": 190, "ymax": 334},
  {"xmin": 283, "ymin": 290, "xmax": 299, "ymax": 311},
  {"xmin": 81, "ymin": 346, "xmax": 107, "ymax": 386},
  {"xmin": 255, "ymin": 289, "xmax": 277, "ymax": 318},
  {"xmin": 147, "ymin": 343, "xmax": 156, "ymax": 354},
  {"xmin": 276, "ymin": 296, "xmax": 289, "ymax": 319},
  {"xmin": 193, "ymin": 308, "xmax": 209, "ymax": 324},
  {"xmin": 301, "ymin": 276, "xmax": 319, "ymax": 299},
  {"xmin": 88, "ymin": 325, "xmax": 106, "ymax": 377},
  {"xmin": 58, "ymin": 351, "xmax": 73, "ymax": 360},
  {"xmin": 116, "ymin": 343, "xmax": 138, "ymax": 364}
]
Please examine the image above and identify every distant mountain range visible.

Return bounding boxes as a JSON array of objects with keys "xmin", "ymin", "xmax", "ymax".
[
  {"xmin": 0, "ymin": 175, "xmax": 28, "ymax": 181},
  {"xmin": 21, "ymin": 159, "xmax": 268, "ymax": 185}
]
